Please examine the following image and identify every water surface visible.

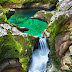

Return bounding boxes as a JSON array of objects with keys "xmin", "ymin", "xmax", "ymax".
[{"xmin": 8, "ymin": 9, "xmax": 48, "ymax": 37}]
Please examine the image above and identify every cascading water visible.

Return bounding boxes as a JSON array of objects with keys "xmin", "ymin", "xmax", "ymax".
[{"xmin": 29, "ymin": 37, "xmax": 50, "ymax": 72}]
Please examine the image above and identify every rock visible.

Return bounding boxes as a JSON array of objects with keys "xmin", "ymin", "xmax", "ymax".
[
  {"xmin": 30, "ymin": 10, "xmax": 47, "ymax": 22},
  {"xmin": 69, "ymin": 45, "xmax": 72, "ymax": 55},
  {"xmin": 49, "ymin": 0, "xmax": 72, "ymax": 26},
  {"xmin": 61, "ymin": 65, "xmax": 70, "ymax": 70},
  {"xmin": 17, "ymin": 27, "xmax": 29, "ymax": 32},
  {"xmin": 0, "ymin": 22, "xmax": 39, "ymax": 71},
  {"xmin": 43, "ymin": 29, "xmax": 50, "ymax": 37},
  {"xmin": 6, "ymin": 8, "xmax": 15, "ymax": 19},
  {"xmin": 58, "ymin": 41, "xmax": 72, "ymax": 57},
  {"xmin": 2, "ymin": 3, "xmax": 23, "ymax": 8},
  {"xmin": 55, "ymin": 32, "xmax": 70, "ymax": 54},
  {"xmin": 61, "ymin": 51, "xmax": 72, "ymax": 70},
  {"xmin": 34, "ymin": 36, "xmax": 39, "ymax": 39},
  {"xmin": 0, "ymin": 59, "xmax": 22, "ymax": 72},
  {"xmin": 30, "ymin": 10, "xmax": 53, "ymax": 23}
]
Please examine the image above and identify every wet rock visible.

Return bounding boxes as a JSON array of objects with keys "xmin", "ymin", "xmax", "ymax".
[{"xmin": 17, "ymin": 27, "xmax": 29, "ymax": 32}]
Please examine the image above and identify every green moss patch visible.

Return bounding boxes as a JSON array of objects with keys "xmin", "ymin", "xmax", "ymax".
[
  {"xmin": 45, "ymin": 13, "xmax": 53, "ymax": 23},
  {"xmin": 0, "ymin": 35, "xmax": 22, "ymax": 62},
  {"xmin": 14, "ymin": 35, "xmax": 39, "ymax": 71}
]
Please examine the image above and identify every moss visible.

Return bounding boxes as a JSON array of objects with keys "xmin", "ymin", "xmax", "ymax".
[
  {"xmin": 45, "ymin": 13, "xmax": 53, "ymax": 17},
  {"xmin": 0, "ymin": 35, "xmax": 22, "ymax": 62},
  {"xmin": 14, "ymin": 35, "xmax": 39, "ymax": 71},
  {"xmin": 56, "ymin": 3, "xmax": 60, "ymax": 8},
  {"xmin": 7, "ymin": 29, "xmax": 12, "ymax": 34},
  {"xmin": 46, "ymin": 15, "xmax": 68, "ymax": 68},
  {"xmin": 0, "ymin": 5, "xmax": 3, "ymax": 13},
  {"xmin": 0, "ymin": 6, "xmax": 9, "ymax": 24},
  {"xmin": 45, "ymin": 13, "xmax": 53, "ymax": 22}
]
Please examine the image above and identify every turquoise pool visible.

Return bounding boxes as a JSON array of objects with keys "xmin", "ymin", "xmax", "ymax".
[{"xmin": 8, "ymin": 9, "xmax": 48, "ymax": 37}]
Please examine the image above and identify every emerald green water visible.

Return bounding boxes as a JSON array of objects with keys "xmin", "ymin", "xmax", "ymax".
[{"xmin": 8, "ymin": 9, "xmax": 48, "ymax": 37}]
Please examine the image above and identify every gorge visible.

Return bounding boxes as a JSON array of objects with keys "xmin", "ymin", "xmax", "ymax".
[{"xmin": 0, "ymin": 0, "xmax": 72, "ymax": 72}]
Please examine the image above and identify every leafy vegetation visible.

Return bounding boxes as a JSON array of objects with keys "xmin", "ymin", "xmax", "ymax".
[{"xmin": 46, "ymin": 15, "xmax": 68, "ymax": 68}]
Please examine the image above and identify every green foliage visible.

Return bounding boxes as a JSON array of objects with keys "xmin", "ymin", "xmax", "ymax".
[
  {"xmin": 47, "ymin": 15, "xmax": 68, "ymax": 68},
  {"xmin": 45, "ymin": 13, "xmax": 53, "ymax": 17},
  {"xmin": 0, "ymin": 35, "xmax": 22, "ymax": 62},
  {"xmin": 20, "ymin": 56, "xmax": 29, "ymax": 71}
]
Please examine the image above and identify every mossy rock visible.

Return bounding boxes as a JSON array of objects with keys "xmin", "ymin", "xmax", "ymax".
[
  {"xmin": 44, "ymin": 13, "xmax": 53, "ymax": 22},
  {"xmin": 0, "ymin": 6, "xmax": 8, "ymax": 24},
  {"xmin": 0, "ymin": 35, "xmax": 22, "ymax": 62},
  {"xmin": 14, "ymin": 35, "xmax": 39, "ymax": 71}
]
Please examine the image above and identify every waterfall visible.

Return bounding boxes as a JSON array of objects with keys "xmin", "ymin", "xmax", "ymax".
[{"xmin": 28, "ymin": 37, "xmax": 50, "ymax": 72}]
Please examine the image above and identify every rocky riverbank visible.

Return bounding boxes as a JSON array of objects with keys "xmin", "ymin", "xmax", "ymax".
[{"xmin": 31, "ymin": 0, "xmax": 72, "ymax": 71}]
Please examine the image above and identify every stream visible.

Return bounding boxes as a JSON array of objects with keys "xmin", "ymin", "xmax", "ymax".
[{"xmin": 29, "ymin": 37, "xmax": 50, "ymax": 72}]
